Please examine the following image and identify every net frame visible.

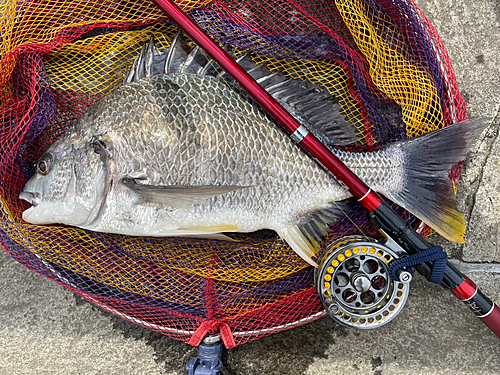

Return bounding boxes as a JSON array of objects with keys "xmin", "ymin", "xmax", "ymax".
[{"xmin": 0, "ymin": 0, "xmax": 466, "ymax": 348}]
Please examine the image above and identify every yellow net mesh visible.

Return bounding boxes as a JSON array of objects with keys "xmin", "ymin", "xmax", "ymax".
[{"xmin": 336, "ymin": 0, "xmax": 444, "ymax": 136}]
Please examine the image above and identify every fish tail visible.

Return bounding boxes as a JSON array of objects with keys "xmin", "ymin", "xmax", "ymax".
[{"xmin": 382, "ymin": 118, "xmax": 490, "ymax": 243}]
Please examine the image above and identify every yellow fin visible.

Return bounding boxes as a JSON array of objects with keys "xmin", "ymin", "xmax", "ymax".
[
  {"xmin": 381, "ymin": 118, "xmax": 489, "ymax": 244},
  {"xmin": 278, "ymin": 227, "xmax": 319, "ymax": 268},
  {"xmin": 178, "ymin": 224, "xmax": 241, "ymax": 232},
  {"xmin": 178, "ymin": 233, "xmax": 237, "ymax": 242},
  {"xmin": 275, "ymin": 204, "xmax": 348, "ymax": 267}
]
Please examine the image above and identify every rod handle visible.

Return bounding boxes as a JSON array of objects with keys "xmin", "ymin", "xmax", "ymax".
[
  {"xmin": 452, "ymin": 276, "xmax": 500, "ymax": 338},
  {"xmin": 480, "ymin": 304, "xmax": 500, "ymax": 338}
]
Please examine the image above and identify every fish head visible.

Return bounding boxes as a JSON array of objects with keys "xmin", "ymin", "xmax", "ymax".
[{"xmin": 20, "ymin": 132, "xmax": 112, "ymax": 227}]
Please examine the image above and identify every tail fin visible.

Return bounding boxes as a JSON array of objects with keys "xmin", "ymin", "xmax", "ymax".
[{"xmin": 382, "ymin": 118, "xmax": 490, "ymax": 243}]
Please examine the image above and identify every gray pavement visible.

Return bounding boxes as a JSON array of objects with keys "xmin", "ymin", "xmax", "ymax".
[{"xmin": 1, "ymin": 0, "xmax": 500, "ymax": 374}]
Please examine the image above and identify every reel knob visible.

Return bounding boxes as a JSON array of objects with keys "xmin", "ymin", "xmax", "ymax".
[
  {"xmin": 397, "ymin": 269, "xmax": 413, "ymax": 283},
  {"xmin": 315, "ymin": 235, "xmax": 411, "ymax": 329}
]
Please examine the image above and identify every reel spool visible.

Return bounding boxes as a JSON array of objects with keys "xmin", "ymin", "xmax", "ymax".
[{"xmin": 315, "ymin": 236, "xmax": 411, "ymax": 329}]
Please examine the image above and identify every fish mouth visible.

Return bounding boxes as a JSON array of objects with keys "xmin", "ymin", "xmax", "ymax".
[{"xmin": 19, "ymin": 191, "xmax": 41, "ymax": 207}]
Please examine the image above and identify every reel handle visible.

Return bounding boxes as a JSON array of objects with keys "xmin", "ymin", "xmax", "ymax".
[{"xmin": 370, "ymin": 201, "xmax": 500, "ymax": 338}]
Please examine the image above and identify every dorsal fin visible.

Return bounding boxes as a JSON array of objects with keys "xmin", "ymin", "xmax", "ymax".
[
  {"xmin": 124, "ymin": 31, "xmax": 361, "ymax": 145},
  {"xmin": 123, "ymin": 36, "xmax": 166, "ymax": 84},
  {"xmin": 181, "ymin": 45, "xmax": 209, "ymax": 74}
]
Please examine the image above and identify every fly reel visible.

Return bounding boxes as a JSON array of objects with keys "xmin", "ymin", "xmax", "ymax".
[{"xmin": 315, "ymin": 235, "xmax": 411, "ymax": 329}]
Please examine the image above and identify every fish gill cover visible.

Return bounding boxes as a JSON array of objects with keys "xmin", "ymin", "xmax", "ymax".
[{"xmin": 0, "ymin": 0, "xmax": 466, "ymax": 347}]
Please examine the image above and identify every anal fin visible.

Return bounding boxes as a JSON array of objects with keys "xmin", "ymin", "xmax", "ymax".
[
  {"xmin": 278, "ymin": 226, "xmax": 320, "ymax": 267},
  {"xmin": 277, "ymin": 203, "xmax": 345, "ymax": 267}
]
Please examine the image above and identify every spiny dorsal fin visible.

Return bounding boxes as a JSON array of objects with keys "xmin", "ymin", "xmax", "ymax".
[
  {"xmin": 165, "ymin": 30, "xmax": 192, "ymax": 74},
  {"xmin": 124, "ymin": 35, "xmax": 166, "ymax": 83},
  {"xmin": 125, "ymin": 31, "xmax": 360, "ymax": 146},
  {"xmin": 181, "ymin": 45, "xmax": 210, "ymax": 74}
]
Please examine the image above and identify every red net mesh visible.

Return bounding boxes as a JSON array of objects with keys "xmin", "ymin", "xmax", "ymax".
[{"xmin": 0, "ymin": 0, "xmax": 466, "ymax": 348}]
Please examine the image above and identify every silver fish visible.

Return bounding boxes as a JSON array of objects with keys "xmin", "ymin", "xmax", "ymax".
[{"xmin": 19, "ymin": 33, "xmax": 488, "ymax": 267}]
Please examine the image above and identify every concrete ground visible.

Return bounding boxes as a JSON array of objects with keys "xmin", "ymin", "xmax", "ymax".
[{"xmin": 1, "ymin": 0, "xmax": 500, "ymax": 374}]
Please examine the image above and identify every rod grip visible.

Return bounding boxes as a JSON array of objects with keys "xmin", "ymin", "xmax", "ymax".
[
  {"xmin": 480, "ymin": 304, "xmax": 500, "ymax": 339},
  {"xmin": 372, "ymin": 202, "xmax": 500, "ymax": 337},
  {"xmin": 451, "ymin": 276, "xmax": 500, "ymax": 339}
]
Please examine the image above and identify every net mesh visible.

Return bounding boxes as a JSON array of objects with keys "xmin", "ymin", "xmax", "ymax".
[{"xmin": 0, "ymin": 0, "xmax": 466, "ymax": 348}]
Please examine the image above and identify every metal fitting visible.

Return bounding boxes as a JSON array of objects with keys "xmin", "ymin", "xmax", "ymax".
[
  {"xmin": 397, "ymin": 269, "xmax": 412, "ymax": 283},
  {"xmin": 327, "ymin": 303, "xmax": 340, "ymax": 315}
]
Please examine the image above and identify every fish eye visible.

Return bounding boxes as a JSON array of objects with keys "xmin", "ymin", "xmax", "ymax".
[{"xmin": 37, "ymin": 153, "xmax": 53, "ymax": 175}]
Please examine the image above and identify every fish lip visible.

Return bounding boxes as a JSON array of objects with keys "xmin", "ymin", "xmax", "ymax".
[{"xmin": 19, "ymin": 191, "xmax": 41, "ymax": 207}]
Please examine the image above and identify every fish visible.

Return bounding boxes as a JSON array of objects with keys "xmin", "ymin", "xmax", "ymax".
[{"xmin": 19, "ymin": 31, "xmax": 489, "ymax": 267}]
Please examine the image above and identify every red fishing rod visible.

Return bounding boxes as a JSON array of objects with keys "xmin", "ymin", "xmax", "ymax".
[{"xmin": 150, "ymin": 0, "xmax": 500, "ymax": 337}]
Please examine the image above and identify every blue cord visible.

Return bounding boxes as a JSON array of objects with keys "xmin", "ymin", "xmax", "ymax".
[{"xmin": 389, "ymin": 245, "xmax": 448, "ymax": 284}]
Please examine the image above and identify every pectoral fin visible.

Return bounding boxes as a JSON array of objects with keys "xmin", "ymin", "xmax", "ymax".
[{"xmin": 122, "ymin": 177, "xmax": 249, "ymax": 209}]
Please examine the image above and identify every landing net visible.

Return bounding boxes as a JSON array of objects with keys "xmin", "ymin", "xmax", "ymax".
[{"xmin": 0, "ymin": 0, "xmax": 466, "ymax": 348}]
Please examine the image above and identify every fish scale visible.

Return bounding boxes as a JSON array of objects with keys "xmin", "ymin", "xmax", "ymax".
[
  {"xmin": 19, "ymin": 34, "xmax": 489, "ymax": 266},
  {"xmin": 83, "ymin": 75, "xmax": 349, "ymax": 233}
]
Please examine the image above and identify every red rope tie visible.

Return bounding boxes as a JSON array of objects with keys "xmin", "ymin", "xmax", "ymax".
[{"xmin": 187, "ymin": 320, "xmax": 236, "ymax": 349}]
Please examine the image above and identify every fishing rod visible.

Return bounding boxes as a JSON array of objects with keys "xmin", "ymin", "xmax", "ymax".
[{"xmin": 150, "ymin": 0, "xmax": 500, "ymax": 337}]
